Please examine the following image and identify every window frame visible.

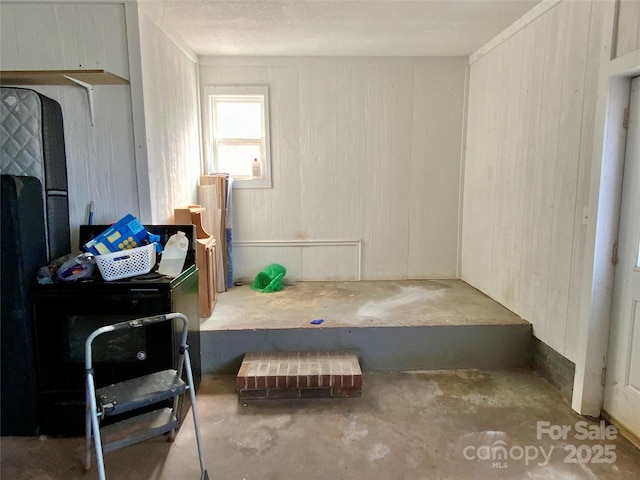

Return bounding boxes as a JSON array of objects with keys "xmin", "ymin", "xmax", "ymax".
[{"xmin": 203, "ymin": 85, "xmax": 272, "ymax": 188}]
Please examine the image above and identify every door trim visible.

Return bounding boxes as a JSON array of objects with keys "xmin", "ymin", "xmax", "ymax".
[{"xmin": 572, "ymin": 13, "xmax": 640, "ymax": 416}]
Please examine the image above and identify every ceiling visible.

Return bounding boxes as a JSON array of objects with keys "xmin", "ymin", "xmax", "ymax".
[{"xmin": 139, "ymin": 0, "xmax": 541, "ymax": 57}]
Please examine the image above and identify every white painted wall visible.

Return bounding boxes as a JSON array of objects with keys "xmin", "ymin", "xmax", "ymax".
[
  {"xmin": 0, "ymin": 2, "xmax": 129, "ymax": 78},
  {"xmin": 616, "ymin": 0, "xmax": 640, "ymax": 58},
  {"xmin": 199, "ymin": 57, "xmax": 467, "ymax": 281},
  {"xmin": 0, "ymin": 2, "xmax": 137, "ymax": 249},
  {"xmin": 462, "ymin": 0, "xmax": 606, "ymax": 363},
  {"xmin": 1, "ymin": 2, "xmax": 203, "ymax": 245},
  {"xmin": 135, "ymin": 7, "xmax": 202, "ymax": 224}
]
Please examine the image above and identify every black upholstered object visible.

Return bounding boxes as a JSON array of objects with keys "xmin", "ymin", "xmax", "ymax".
[
  {"xmin": 1, "ymin": 88, "xmax": 70, "ymax": 435},
  {"xmin": 1, "ymin": 175, "xmax": 47, "ymax": 435},
  {"xmin": 1, "ymin": 87, "xmax": 70, "ymax": 261}
]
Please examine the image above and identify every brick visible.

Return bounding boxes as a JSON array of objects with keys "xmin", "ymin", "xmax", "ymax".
[
  {"xmin": 301, "ymin": 388, "xmax": 332, "ymax": 398},
  {"xmin": 309, "ymin": 362, "xmax": 321, "ymax": 376},
  {"xmin": 239, "ymin": 389, "xmax": 269, "ymax": 400},
  {"xmin": 332, "ymin": 387, "xmax": 362, "ymax": 398},
  {"xmin": 286, "ymin": 363, "xmax": 299, "ymax": 388},
  {"xmin": 237, "ymin": 362, "xmax": 249, "ymax": 378},
  {"xmin": 266, "ymin": 375, "xmax": 277, "ymax": 389},
  {"xmin": 298, "ymin": 375, "xmax": 310, "ymax": 388},
  {"xmin": 257, "ymin": 362, "xmax": 270, "ymax": 376},
  {"xmin": 268, "ymin": 389, "xmax": 301, "ymax": 399},
  {"xmin": 319, "ymin": 360, "xmax": 331, "ymax": 375},
  {"xmin": 298, "ymin": 361, "xmax": 310, "ymax": 376},
  {"xmin": 235, "ymin": 376, "xmax": 247, "ymax": 392},
  {"xmin": 267, "ymin": 362, "xmax": 279, "ymax": 381}
]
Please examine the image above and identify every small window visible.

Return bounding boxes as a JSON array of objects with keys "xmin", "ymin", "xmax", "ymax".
[{"xmin": 204, "ymin": 85, "xmax": 271, "ymax": 188}]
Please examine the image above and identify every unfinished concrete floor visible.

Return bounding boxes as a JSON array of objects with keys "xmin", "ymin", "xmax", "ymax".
[
  {"xmin": 201, "ymin": 280, "xmax": 527, "ymax": 330},
  {"xmin": 2, "ymin": 369, "xmax": 639, "ymax": 479}
]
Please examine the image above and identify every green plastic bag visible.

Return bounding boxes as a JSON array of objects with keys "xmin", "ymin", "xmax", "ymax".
[{"xmin": 250, "ymin": 263, "xmax": 286, "ymax": 293}]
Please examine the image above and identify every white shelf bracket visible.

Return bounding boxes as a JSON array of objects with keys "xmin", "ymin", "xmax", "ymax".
[{"xmin": 64, "ymin": 75, "xmax": 95, "ymax": 126}]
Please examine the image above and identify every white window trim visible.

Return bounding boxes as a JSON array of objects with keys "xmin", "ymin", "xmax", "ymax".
[{"xmin": 203, "ymin": 85, "xmax": 272, "ymax": 188}]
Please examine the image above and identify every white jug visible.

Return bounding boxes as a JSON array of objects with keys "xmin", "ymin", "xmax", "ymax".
[{"xmin": 158, "ymin": 231, "xmax": 188, "ymax": 278}]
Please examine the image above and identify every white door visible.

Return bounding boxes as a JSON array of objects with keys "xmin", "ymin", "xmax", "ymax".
[{"xmin": 603, "ymin": 76, "xmax": 640, "ymax": 438}]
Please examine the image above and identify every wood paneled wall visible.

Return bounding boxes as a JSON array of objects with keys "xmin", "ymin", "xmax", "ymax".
[
  {"xmin": 0, "ymin": 2, "xmax": 137, "ymax": 249},
  {"xmin": 462, "ymin": 0, "xmax": 606, "ymax": 362},
  {"xmin": 616, "ymin": 0, "xmax": 640, "ymax": 58},
  {"xmin": 1, "ymin": 3, "xmax": 203, "ymax": 246},
  {"xmin": 0, "ymin": 2, "xmax": 129, "ymax": 78},
  {"xmin": 137, "ymin": 10, "xmax": 201, "ymax": 224},
  {"xmin": 199, "ymin": 57, "xmax": 467, "ymax": 281}
]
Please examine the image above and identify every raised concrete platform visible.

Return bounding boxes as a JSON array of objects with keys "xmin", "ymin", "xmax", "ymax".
[{"xmin": 200, "ymin": 280, "xmax": 532, "ymax": 374}]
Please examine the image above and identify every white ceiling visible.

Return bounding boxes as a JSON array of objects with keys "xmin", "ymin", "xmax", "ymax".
[{"xmin": 139, "ymin": 0, "xmax": 541, "ymax": 57}]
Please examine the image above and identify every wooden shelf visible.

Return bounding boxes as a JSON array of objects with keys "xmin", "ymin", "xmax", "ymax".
[
  {"xmin": 1, "ymin": 70, "xmax": 129, "ymax": 126},
  {"xmin": 0, "ymin": 69, "xmax": 129, "ymax": 86}
]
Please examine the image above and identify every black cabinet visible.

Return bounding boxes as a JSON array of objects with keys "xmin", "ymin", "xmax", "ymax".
[{"xmin": 31, "ymin": 265, "xmax": 200, "ymax": 436}]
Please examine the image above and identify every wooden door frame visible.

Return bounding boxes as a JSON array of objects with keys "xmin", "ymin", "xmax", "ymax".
[{"xmin": 572, "ymin": 5, "xmax": 640, "ymax": 417}]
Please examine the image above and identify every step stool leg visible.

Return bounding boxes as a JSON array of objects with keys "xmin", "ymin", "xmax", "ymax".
[
  {"xmin": 85, "ymin": 383, "xmax": 92, "ymax": 471},
  {"xmin": 168, "ymin": 393, "xmax": 181, "ymax": 443},
  {"xmin": 182, "ymin": 346, "xmax": 209, "ymax": 480},
  {"xmin": 87, "ymin": 372, "xmax": 107, "ymax": 480}
]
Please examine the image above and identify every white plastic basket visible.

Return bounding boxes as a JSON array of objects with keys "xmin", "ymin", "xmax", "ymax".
[{"xmin": 95, "ymin": 243, "xmax": 156, "ymax": 281}]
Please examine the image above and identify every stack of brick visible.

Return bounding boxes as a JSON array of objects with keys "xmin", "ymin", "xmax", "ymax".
[{"xmin": 236, "ymin": 351, "xmax": 363, "ymax": 400}]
